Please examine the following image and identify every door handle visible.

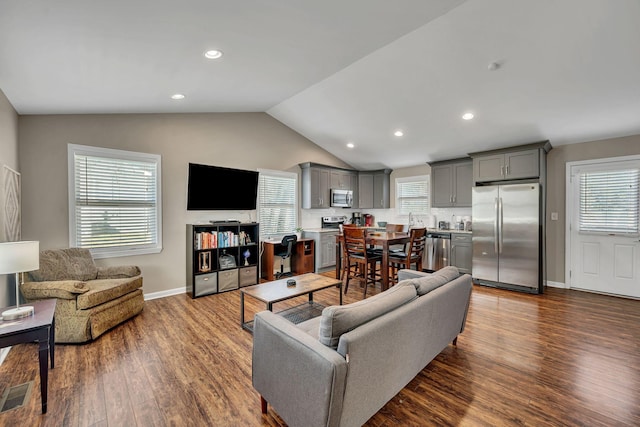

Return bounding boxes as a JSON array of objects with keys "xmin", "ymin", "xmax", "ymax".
[
  {"xmin": 498, "ymin": 197, "xmax": 504, "ymax": 253},
  {"xmin": 494, "ymin": 198, "xmax": 499, "ymax": 253}
]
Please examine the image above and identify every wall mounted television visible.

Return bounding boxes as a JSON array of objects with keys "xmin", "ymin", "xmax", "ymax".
[{"xmin": 187, "ymin": 163, "xmax": 259, "ymax": 210}]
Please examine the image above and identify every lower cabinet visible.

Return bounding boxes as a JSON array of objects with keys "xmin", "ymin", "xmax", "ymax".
[
  {"xmin": 451, "ymin": 233, "xmax": 472, "ymax": 274},
  {"xmin": 304, "ymin": 230, "xmax": 338, "ymax": 271}
]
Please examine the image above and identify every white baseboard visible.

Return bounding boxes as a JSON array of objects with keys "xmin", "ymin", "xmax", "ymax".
[
  {"xmin": 144, "ymin": 287, "xmax": 186, "ymax": 301},
  {"xmin": 546, "ymin": 280, "xmax": 568, "ymax": 289},
  {"xmin": 0, "ymin": 347, "xmax": 11, "ymax": 366}
]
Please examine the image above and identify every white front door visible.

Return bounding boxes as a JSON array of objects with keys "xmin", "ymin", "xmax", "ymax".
[{"xmin": 567, "ymin": 156, "xmax": 640, "ymax": 298}]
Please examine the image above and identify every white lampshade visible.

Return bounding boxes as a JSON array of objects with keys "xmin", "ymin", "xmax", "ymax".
[{"xmin": 0, "ymin": 241, "xmax": 40, "ymax": 274}]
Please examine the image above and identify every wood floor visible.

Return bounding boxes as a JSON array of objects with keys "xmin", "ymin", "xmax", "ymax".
[{"xmin": 1, "ymin": 274, "xmax": 639, "ymax": 426}]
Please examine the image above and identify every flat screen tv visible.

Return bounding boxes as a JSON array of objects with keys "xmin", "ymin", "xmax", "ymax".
[{"xmin": 187, "ymin": 163, "xmax": 259, "ymax": 210}]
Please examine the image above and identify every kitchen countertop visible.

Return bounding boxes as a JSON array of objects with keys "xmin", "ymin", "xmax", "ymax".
[{"xmin": 303, "ymin": 227, "xmax": 472, "ymax": 234}]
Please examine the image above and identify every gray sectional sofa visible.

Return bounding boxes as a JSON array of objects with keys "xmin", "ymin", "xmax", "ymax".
[{"xmin": 252, "ymin": 266, "xmax": 472, "ymax": 427}]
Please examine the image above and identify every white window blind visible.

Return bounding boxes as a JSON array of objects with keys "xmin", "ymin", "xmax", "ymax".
[
  {"xmin": 68, "ymin": 144, "xmax": 162, "ymax": 258},
  {"xmin": 258, "ymin": 170, "xmax": 297, "ymax": 237},
  {"xmin": 396, "ymin": 176, "xmax": 430, "ymax": 216},
  {"xmin": 579, "ymin": 168, "xmax": 639, "ymax": 234}
]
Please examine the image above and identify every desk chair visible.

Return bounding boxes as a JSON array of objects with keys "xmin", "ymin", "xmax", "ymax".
[{"xmin": 275, "ymin": 234, "xmax": 297, "ymax": 279}]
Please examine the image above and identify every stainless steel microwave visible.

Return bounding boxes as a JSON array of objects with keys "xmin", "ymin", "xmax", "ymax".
[{"xmin": 330, "ymin": 189, "xmax": 353, "ymax": 207}]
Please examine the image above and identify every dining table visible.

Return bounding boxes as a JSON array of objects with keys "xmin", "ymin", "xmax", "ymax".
[{"xmin": 335, "ymin": 230, "xmax": 411, "ymax": 291}]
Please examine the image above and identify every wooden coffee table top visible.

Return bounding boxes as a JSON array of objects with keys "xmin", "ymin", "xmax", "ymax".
[{"xmin": 241, "ymin": 273, "xmax": 341, "ymax": 304}]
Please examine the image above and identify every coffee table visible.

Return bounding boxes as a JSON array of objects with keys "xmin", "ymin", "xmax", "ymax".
[{"xmin": 240, "ymin": 273, "xmax": 342, "ymax": 332}]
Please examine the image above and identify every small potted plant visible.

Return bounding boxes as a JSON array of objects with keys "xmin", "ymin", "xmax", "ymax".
[{"xmin": 295, "ymin": 227, "xmax": 303, "ymax": 239}]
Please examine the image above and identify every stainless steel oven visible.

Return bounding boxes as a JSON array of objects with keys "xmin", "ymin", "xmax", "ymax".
[{"xmin": 330, "ymin": 189, "xmax": 353, "ymax": 208}]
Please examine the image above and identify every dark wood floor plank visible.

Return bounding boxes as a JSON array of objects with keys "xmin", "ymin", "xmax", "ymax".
[{"xmin": 0, "ymin": 276, "xmax": 639, "ymax": 426}]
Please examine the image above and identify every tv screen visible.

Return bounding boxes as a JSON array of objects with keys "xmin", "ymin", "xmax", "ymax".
[{"xmin": 187, "ymin": 163, "xmax": 259, "ymax": 210}]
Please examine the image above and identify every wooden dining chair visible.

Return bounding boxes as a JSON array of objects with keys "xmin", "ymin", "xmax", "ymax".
[
  {"xmin": 388, "ymin": 227, "xmax": 427, "ymax": 285},
  {"xmin": 342, "ymin": 227, "xmax": 382, "ymax": 298},
  {"xmin": 370, "ymin": 223, "xmax": 407, "ymax": 256}
]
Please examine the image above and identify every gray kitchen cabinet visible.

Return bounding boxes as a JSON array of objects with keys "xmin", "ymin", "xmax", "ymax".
[
  {"xmin": 300, "ymin": 163, "xmax": 330, "ymax": 208},
  {"xmin": 471, "ymin": 143, "xmax": 551, "ymax": 183},
  {"xmin": 303, "ymin": 230, "xmax": 338, "ymax": 270},
  {"xmin": 450, "ymin": 233, "xmax": 472, "ymax": 274},
  {"xmin": 429, "ymin": 159, "xmax": 472, "ymax": 207},
  {"xmin": 330, "ymin": 170, "xmax": 356, "ymax": 191},
  {"xmin": 357, "ymin": 173, "xmax": 374, "ymax": 208},
  {"xmin": 357, "ymin": 169, "xmax": 391, "ymax": 209},
  {"xmin": 301, "ymin": 163, "xmax": 358, "ymax": 209}
]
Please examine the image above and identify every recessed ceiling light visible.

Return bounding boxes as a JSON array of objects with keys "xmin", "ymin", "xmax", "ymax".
[
  {"xmin": 462, "ymin": 112, "xmax": 474, "ymax": 120},
  {"xmin": 171, "ymin": 93, "xmax": 185, "ymax": 100},
  {"xmin": 204, "ymin": 50, "xmax": 223, "ymax": 59},
  {"xmin": 346, "ymin": 142, "xmax": 355, "ymax": 148},
  {"xmin": 394, "ymin": 130, "xmax": 404, "ymax": 137}
]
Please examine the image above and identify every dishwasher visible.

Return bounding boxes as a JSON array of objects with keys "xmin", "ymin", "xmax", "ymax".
[{"xmin": 423, "ymin": 231, "xmax": 451, "ymax": 272}]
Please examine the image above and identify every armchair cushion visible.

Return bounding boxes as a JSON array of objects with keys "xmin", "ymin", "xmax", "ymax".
[
  {"xmin": 97, "ymin": 265, "xmax": 141, "ymax": 279},
  {"xmin": 29, "ymin": 248, "xmax": 98, "ymax": 282},
  {"xmin": 76, "ymin": 277, "xmax": 144, "ymax": 310},
  {"xmin": 21, "ymin": 280, "xmax": 89, "ymax": 300}
]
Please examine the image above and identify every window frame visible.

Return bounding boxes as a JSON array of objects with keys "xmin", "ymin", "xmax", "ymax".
[
  {"xmin": 67, "ymin": 144, "xmax": 162, "ymax": 259},
  {"xmin": 395, "ymin": 175, "xmax": 430, "ymax": 217},
  {"xmin": 257, "ymin": 168, "xmax": 298, "ymax": 240},
  {"xmin": 576, "ymin": 162, "xmax": 640, "ymax": 236}
]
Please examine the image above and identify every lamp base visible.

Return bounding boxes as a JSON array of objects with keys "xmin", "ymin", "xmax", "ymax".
[{"xmin": 2, "ymin": 306, "xmax": 34, "ymax": 320}]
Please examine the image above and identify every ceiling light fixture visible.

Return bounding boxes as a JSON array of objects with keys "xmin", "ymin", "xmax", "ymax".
[
  {"xmin": 462, "ymin": 112, "xmax": 474, "ymax": 120},
  {"xmin": 394, "ymin": 130, "xmax": 404, "ymax": 137},
  {"xmin": 346, "ymin": 142, "xmax": 355, "ymax": 148},
  {"xmin": 204, "ymin": 50, "xmax": 223, "ymax": 59},
  {"xmin": 171, "ymin": 94, "xmax": 185, "ymax": 100}
]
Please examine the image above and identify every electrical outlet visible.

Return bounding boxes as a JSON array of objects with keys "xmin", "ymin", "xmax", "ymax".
[{"xmin": 551, "ymin": 212, "xmax": 558, "ymax": 221}]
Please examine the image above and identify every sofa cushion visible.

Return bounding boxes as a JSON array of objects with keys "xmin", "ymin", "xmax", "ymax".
[
  {"xmin": 20, "ymin": 280, "xmax": 89, "ymax": 300},
  {"xmin": 76, "ymin": 276, "xmax": 143, "ymax": 310},
  {"xmin": 30, "ymin": 248, "xmax": 98, "ymax": 282},
  {"xmin": 296, "ymin": 316, "xmax": 322, "ymax": 339},
  {"xmin": 405, "ymin": 266, "xmax": 460, "ymax": 296},
  {"xmin": 318, "ymin": 281, "xmax": 417, "ymax": 348}
]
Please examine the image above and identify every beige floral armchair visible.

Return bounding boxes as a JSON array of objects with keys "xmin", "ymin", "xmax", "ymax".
[{"xmin": 20, "ymin": 248, "xmax": 144, "ymax": 343}]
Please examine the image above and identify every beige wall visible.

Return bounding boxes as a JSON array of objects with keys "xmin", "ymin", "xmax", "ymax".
[
  {"xmin": 0, "ymin": 89, "xmax": 19, "ymax": 307},
  {"xmin": 18, "ymin": 113, "xmax": 351, "ymax": 295},
  {"xmin": 546, "ymin": 134, "xmax": 640, "ymax": 283}
]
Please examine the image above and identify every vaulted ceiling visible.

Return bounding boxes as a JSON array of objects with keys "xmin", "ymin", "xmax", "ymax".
[{"xmin": 2, "ymin": 0, "xmax": 639, "ymax": 169}]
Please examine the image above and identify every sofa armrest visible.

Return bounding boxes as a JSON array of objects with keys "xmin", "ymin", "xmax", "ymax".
[
  {"xmin": 397, "ymin": 269, "xmax": 433, "ymax": 281},
  {"xmin": 252, "ymin": 311, "xmax": 347, "ymax": 427},
  {"xmin": 97, "ymin": 265, "xmax": 141, "ymax": 279},
  {"xmin": 21, "ymin": 280, "xmax": 88, "ymax": 301}
]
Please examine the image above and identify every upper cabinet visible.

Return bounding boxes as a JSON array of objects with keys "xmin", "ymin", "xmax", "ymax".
[
  {"xmin": 429, "ymin": 159, "xmax": 472, "ymax": 208},
  {"xmin": 357, "ymin": 169, "xmax": 391, "ymax": 209},
  {"xmin": 300, "ymin": 163, "xmax": 331, "ymax": 209},
  {"xmin": 470, "ymin": 141, "xmax": 552, "ymax": 184},
  {"xmin": 300, "ymin": 163, "xmax": 359, "ymax": 209},
  {"xmin": 330, "ymin": 169, "xmax": 357, "ymax": 191}
]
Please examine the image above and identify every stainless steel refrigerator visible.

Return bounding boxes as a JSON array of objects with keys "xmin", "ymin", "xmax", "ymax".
[{"xmin": 472, "ymin": 183, "xmax": 542, "ymax": 293}]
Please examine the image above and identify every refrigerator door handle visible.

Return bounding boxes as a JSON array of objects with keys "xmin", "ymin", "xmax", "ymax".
[
  {"xmin": 498, "ymin": 197, "xmax": 504, "ymax": 253},
  {"xmin": 494, "ymin": 197, "xmax": 499, "ymax": 253}
]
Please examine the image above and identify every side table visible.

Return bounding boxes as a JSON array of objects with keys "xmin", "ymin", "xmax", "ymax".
[{"xmin": 0, "ymin": 299, "xmax": 56, "ymax": 414}]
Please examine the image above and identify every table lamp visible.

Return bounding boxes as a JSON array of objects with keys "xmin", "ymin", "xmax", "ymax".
[{"xmin": 0, "ymin": 241, "xmax": 39, "ymax": 320}]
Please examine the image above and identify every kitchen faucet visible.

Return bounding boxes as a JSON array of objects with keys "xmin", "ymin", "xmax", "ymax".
[{"xmin": 408, "ymin": 212, "xmax": 414, "ymax": 228}]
